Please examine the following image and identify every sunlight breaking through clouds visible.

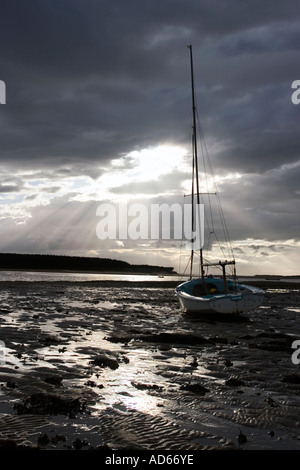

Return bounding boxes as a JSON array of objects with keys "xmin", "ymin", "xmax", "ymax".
[
  {"xmin": 96, "ymin": 144, "xmax": 190, "ymax": 200},
  {"xmin": 0, "ymin": 0, "xmax": 299, "ymax": 276}
]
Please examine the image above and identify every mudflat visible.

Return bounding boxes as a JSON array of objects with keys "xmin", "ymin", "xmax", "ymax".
[{"xmin": 0, "ymin": 280, "xmax": 299, "ymax": 450}]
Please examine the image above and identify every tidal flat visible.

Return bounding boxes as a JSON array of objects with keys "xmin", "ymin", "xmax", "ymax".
[{"xmin": 0, "ymin": 279, "xmax": 299, "ymax": 450}]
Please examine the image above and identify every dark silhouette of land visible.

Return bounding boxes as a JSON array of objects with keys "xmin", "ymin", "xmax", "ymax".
[{"xmin": 0, "ymin": 253, "xmax": 175, "ymax": 275}]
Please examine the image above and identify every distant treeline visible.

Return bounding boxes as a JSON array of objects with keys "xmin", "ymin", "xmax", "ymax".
[{"xmin": 0, "ymin": 253, "xmax": 175, "ymax": 275}]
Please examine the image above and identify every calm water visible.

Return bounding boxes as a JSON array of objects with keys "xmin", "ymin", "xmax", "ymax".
[
  {"xmin": 0, "ymin": 270, "xmax": 177, "ymax": 283},
  {"xmin": 0, "ymin": 270, "xmax": 298, "ymax": 284}
]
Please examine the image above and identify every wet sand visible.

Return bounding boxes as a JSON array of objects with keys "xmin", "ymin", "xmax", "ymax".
[{"xmin": 0, "ymin": 279, "xmax": 299, "ymax": 450}]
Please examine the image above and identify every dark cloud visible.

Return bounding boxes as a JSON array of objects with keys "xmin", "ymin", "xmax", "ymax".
[
  {"xmin": 0, "ymin": 184, "xmax": 19, "ymax": 193},
  {"xmin": 0, "ymin": 0, "xmax": 299, "ymax": 170},
  {"xmin": 0, "ymin": 0, "xmax": 299, "ymax": 273}
]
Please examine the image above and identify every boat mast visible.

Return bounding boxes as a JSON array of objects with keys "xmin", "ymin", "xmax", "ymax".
[{"xmin": 188, "ymin": 45, "xmax": 205, "ymax": 284}]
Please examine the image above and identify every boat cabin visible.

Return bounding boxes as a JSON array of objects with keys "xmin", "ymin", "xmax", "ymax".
[{"xmin": 182, "ymin": 277, "xmax": 238, "ymax": 297}]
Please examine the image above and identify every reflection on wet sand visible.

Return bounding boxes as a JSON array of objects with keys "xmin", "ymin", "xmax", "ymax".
[{"xmin": 0, "ymin": 280, "xmax": 299, "ymax": 450}]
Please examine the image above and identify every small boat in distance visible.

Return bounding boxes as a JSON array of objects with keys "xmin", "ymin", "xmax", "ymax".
[{"xmin": 175, "ymin": 46, "xmax": 265, "ymax": 315}]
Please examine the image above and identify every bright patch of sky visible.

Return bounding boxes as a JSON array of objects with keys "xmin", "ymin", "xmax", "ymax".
[{"xmin": 72, "ymin": 144, "xmax": 190, "ymax": 202}]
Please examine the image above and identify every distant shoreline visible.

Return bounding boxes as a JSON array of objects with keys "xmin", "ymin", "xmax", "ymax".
[
  {"xmin": 238, "ymin": 278, "xmax": 300, "ymax": 289},
  {"xmin": 0, "ymin": 252, "xmax": 175, "ymax": 276},
  {"xmin": 0, "ymin": 268, "xmax": 299, "ymax": 289}
]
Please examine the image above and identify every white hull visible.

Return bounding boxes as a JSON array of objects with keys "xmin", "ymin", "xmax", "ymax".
[{"xmin": 176, "ymin": 279, "xmax": 265, "ymax": 314}]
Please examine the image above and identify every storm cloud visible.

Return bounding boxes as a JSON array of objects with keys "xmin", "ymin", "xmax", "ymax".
[{"xmin": 0, "ymin": 0, "xmax": 299, "ymax": 274}]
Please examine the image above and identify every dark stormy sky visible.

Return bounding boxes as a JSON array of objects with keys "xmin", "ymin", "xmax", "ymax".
[{"xmin": 0, "ymin": 0, "xmax": 299, "ymax": 275}]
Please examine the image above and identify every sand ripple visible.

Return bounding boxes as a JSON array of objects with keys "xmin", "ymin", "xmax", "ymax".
[
  {"xmin": 99, "ymin": 408, "xmax": 227, "ymax": 450},
  {"xmin": 0, "ymin": 414, "xmax": 48, "ymax": 447},
  {"xmin": 0, "ymin": 281, "xmax": 299, "ymax": 449}
]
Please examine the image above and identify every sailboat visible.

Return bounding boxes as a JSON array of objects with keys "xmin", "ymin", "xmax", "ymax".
[{"xmin": 175, "ymin": 46, "xmax": 264, "ymax": 315}]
